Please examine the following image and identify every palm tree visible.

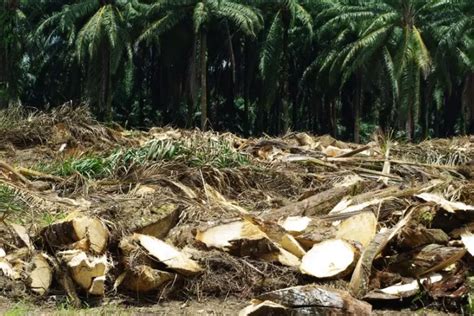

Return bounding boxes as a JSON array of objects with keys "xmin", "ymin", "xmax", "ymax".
[
  {"xmin": 312, "ymin": 0, "xmax": 435, "ymax": 141},
  {"xmin": 136, "ymin": 0, "xmax": 262, "ymax": 131},
  {"xmin": 37, "ymin": 0, "xmax": 130, "ymax": 121},
  {"xmin": 256, "ymin": 0, "xmax": 313, "ymax": 134},
  {"xmin": 0, "ymin": 0, "xmax": 25, "ymax": 107},
  {"xmin": 429, "ymin": 0, "xmax": 474, "ymax": 135}
]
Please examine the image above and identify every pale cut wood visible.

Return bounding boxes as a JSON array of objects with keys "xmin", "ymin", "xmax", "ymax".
[
  {"xmin": 196, "ymin": 220, "xmax": 268, "ymax": 252},
  {"xmin": 365, "ymin": 274, "xmax": 443, "ymax": 300},
  {"xmin": 279, "ymin": 234, "xmax": 306, "ymax": 258},
  {"xmin": 461, "ymin": 231, "xmax": 474, "ymax": 256},
  {"xmin": 136, "ymin": 234, "xmax": 203, "ymax": 276},
  {"xmin": 416, "ymin": 192, "xmax": 474, "ymax": 212},
  {"xmin": 199, "ymin": 217, "xmax": 303, "ymax": 266},
  {"xmin": 196, "ymin": 219, "xmax": 303, "ymax": 262},
  {"xmin": 259, "ymin": 247, "xmax": 300, "ymax": 267},
  {"xmin": 89, "ymin": 276, "xmax": 106, "ymax": 296},
  {"xmin": 243, "ymin": 216, "xmax": 306, "ymax": 258},
  {"xmin": 239, "ymin": 300, "xmax": 288, "ymax": 316},
  {"xmin": 335, "ymin": 211, "xmax": 377, "ymax": 248},
  {"xmin": 10, "ymin": 223, "xmax": 33, "ymax": 250},
  {"xmin": 350, "ymin": 210, "xmax": 414, "ymax": 298},
  {"xmin": 278, "ymin": 216, "xmax": 311, "ymax": 234},
  {"xmin": 41, "ymin": 215, "xmax": 109, "ymax": 254},
  {"xmin": 323, "ymin": 145, "xmax": 351, "ymax": 157},
  {"xmin": 72, "ymin": 216, "xmax": 109, "ymax": 254},
  {"xmin": 29, "ymin": 253, "xmax": 52, "ymax": 295},
  {"xmin": 59, "ymin": 250, "xmax": 108, "ymax": 296},
  {"xmin": 300, "ymin": 239, "xmax": 359, "ymax": 278},
  {"xmin": 0, "ymin": 259, "xmax": 16, "ymax": 279}
]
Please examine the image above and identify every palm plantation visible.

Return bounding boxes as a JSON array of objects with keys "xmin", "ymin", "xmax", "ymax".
[
  {"xmin": 0, "ymin": 0, "xmax": 473, "ymax": 141},
  {"xmin": 37, "ymin": 0, "xmax": 130, "ymax": 121}
]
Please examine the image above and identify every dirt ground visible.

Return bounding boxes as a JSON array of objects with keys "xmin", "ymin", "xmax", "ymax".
[
  {"xmin": 0, "ymin": 298, "xmax": 457, "ymax": 316},
  {"xmin": 0, "ymin": 297, "xmax": 246, "ymax": 315}
]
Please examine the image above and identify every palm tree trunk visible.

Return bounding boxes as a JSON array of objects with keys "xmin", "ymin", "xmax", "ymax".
[
  {"xmin": 421, "ymin": 81, "xmax": 431, "ymax": 139},
  {"xmin": 225, "ymin": 22, "xmax": 236, "ymax": 87},
  {"xmin": 354, "ymin": 73, "xmax": 362, "ymax": 143},
  {"xmin": 243, "ymin": 39, "xmax": 257, "ymax": 135},
  {"xmin": 330, "ymin": 101, "xmax": 337, "ymax": 137},
  {"xmin": 463, "ymin": 73, "xmax": 474, "ymax": 134},
  {"xmin": 200, "ymin": 30, "xmax": 208, "ymax": 131},
  {"xmin": 0, "ymin": 45, "xmax": 7, "ymax": 108},
  {"xmin": 281, "ymin": 19, "xmax": 290, "ymax": 134},
  {"xmin": 443, "ymin": 88, "xmax": 461, "ymax": 137},
  {"xmin": 243, "ymin": 44, "xmax": 249, "ymax": 134},
  {"xmin": 406, "ymin": 101, "xmax": 414, "ymax": 141},
  {"xmin": 405, "ymin": 67, "xmax": 416, "ymax": 142},
  {"xmin": 99, "ymin": 42, "xmax": 112, "ymax": 121},
  {"xmin": 281, "ymin": 72, "xmax": 290, "ymax": 134},
  {"xmin": 0, "ymin": 0, "xmax": 19, "ymax": 108},
  {"xmin": 186, "ymin": 37, "xmax": 198, "ymax": 128}
]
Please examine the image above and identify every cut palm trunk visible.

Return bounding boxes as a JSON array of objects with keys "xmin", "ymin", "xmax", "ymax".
[
  {"xmin": 136, "ymin": 234, "xmax": 203, "ymax": 276},
  {"xmin": 397, "ymin": 225, "xmax": 449, "ymax": 249},
  {"xmin": 196, "ymin": 220, "xmax": 277, "ymax": 257},
  {"xmin": 257, "ymin": 284, "xmax": 372, "ymax": 315},
  {"xmin": 116, "ymin": 265, "xmax": 175, "ymax": 293},
  {"xmin": 300, "ymin": 239, "xmax": 359, "ymax": 278},
  {"xmin": 28, "ymin": 253, "xmax": 52, "ymax": 295},
  {"xmin": 0, "ymin": 257, "xmax": 17, "ymax": 280},
  {"xmin": 122, "ymin": 234, "xmax": 202, "ymax": 276},
  {"xmin": 40, "ymin": 215, "xmax": 109, "ymax": 254},
  {"xmin": 244, "ymin": 216, "xmax": 306, "ymax": 258},
  {"xmin": 416, "ymin": 193, "xmax": 474, "ymax": 212},
  {"xmin": 388, "ymin": 244, "xmax": 466, "ymax": 277},
  {"xmin": 282, "ymin": 217, "xmax": 336, "ymax": 250},
  {"xmin": 58, "ymin": 250, "xmax": 109, "ymax": 296},
  {"xmin": 259, "ymin": 247, "xmax": 301, "ymax": 267},
  {"xmin": 461, "ymin": 231, "xmax": 474, "ymax": 256},
  {"xmin": 279, "ymin": 213, "xmax": 374, "ymax": 251},
  {"xmin": 196, "ymin": 219, "xmax": 301, "ymax": 266},
  {"xmin": 335, "ymin": 211, "xmax": 377, "ymax": 248},
  {"xmin": 365, "ymin": 274, "xmax": 443, "ymax": 300},
  {"xmin": 278, "ymin": 216, "xmax": 312, "ymax": 234},
  {"xmin": 350, "ymin": 210, "xmax": 414, "ymax": 298}
]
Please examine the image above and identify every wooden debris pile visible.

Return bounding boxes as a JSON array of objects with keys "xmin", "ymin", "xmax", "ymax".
[{"xmin": 0, "ymin": 126, "xmax": 474, "ymax": 313}]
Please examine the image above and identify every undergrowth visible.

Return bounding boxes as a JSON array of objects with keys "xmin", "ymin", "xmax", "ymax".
[
  {"xmin": 0, "ymin": 184, "xmax": 27, "ymax": 222},
  {"xmin": 54, "ymin": 156, "xmax": 113, "ymax": 178},
  {"xmin": 0, "ymin": 104, "xmax": 30, "ymax": 130},
  {"xmin": 43, "ymin": 139, "xmax": 250, "ymax": 179}
]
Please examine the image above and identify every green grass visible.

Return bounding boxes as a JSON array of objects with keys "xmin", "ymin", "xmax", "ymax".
[
  {"xmin": 41, "ymin": 211, "xmax": 68, "ymax": 226},
  {"xmin": 54, "ymin": 156, "xmax": 113, "ymax": 178},
  {"xmin": 41, "ymin": 138, "xmax": 250, "ymax": 180},
  {"xmin": 2, "ymin": 301, "xmax": 138, "ymax": 316},
  {"xmin": 4, "ymin": 302, "xmax": 32, "ymax": 316}
]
